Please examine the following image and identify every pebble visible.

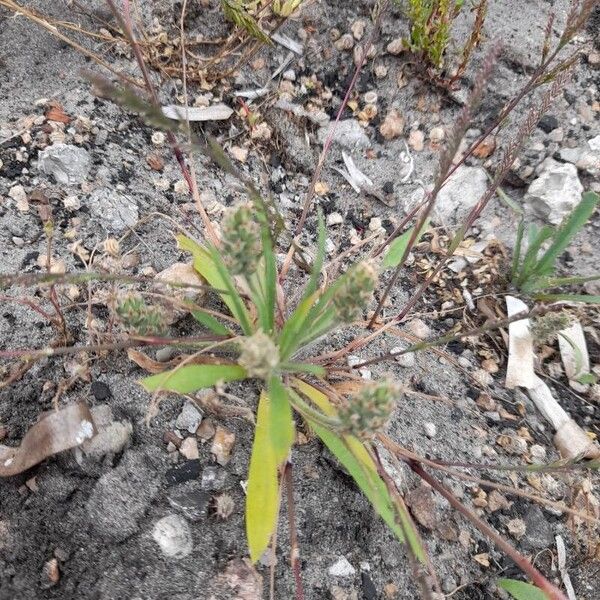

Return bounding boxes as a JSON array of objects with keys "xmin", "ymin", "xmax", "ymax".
[
  {"xmin": 328, "ymin": 556, "xmax": 356, "ymax": 577},
  {"xmin": 537, "ymin": 114, "xmax": 559, "ymax": 133},
  {"xmin": 530, "ymin": 444, "xmax": 547, "ymax": 464},
  {"xmin": 318, "ymin": 120, "xmax": 370, "ymax": 149},
  {"xmin": 282, "ymin": 69, "xmax": 296, "ymax": 81},
  {"xmin": 175, "ymin": 402, "xmax": 203, "ymax": 434},
  {"xmin": 38, "ymin": 143, "xmax": 91, "ymax": 185},
  {"xmin": 81, "ymin": 405, "xmax": 132, "ymax": 460},
  {"xmin": 211, "ymin": 426, "xmax": 235, "ymax": 466},
  {"xmin": 406, "ymin": 318, "xmax": 431, "ymax": 339},
  {"xmin": 167, "ymin": 483, "xmax": 210, "ymax": 521},
  {"xmin": 526, "ymin": 158, "xmax": 583, "ymax": 224},
  {"xmin": 391, "ymin": 347, "xmax": 416, "ymax": 368},
  {"xmin": 327, "ymin": 212, "xmax": 344, "ymax": 226},
  {"xmin": 151, "ymin": 131, "xmax": 166, "ymax": 146},
  {"xmin": 179, "ymin": 437, "xmax": 199, "ymax": 460},
  {"xmin": 88, "ymin": 188, "xmax": 139, "ymax": 233},
  {"xmin": 423, "ymin": 422, "xmax": 437, "ymax": 438},
  {"xmin": 152, "ymin": 514, "xmax": 193, "ymax": 558},
  {"xmin": 522, "ymin": 506, "xmax": 554, "ymax": 550},
  {"xmin": 201, "ymin": 465, "xmax": 227, "ymax": 491},
  {"xmin": 165, "ymin": 459, "xmax": 202, "ymax": 486}
]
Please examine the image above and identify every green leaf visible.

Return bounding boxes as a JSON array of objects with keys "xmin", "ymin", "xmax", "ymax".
[
  {"xmin": 498, "ymin": 579, "xmax": 548, "ymax": 600},
  {"xmin": 177, "ymin": 235, "xmax": 252, "ymax": 333},
  {"xmin": 191, "ymin": 310, "xmax": 232, "ymax": 336},
  {"xmin": 261, "ymin": 226, "xmax": 277, "ymax": 334},
  {"xmin": 141, "ymin": 364, "xmax": 246, "ymax": 393},
  {"xmin": 533, "ymin": 191, "xmax": 600, "ymax": 278},
  {"xmin": 383, "ymin": 219, "xmax": 430, "ymax": 269},
  {"xmin": 517, "ymin": 224, "xmax": 554, "ymax": 286},
  {"xmin": 278, "ymin": 291, "xmax": 319, "ymax": 360},
  {"xmin": 268, "ymin": 377, "xmax": 295, "ymax": 464},
  {"xmin": 532, "ymin": 273, "xmax": 600, "ymax": 289},
  {"xmin": 293, "ymin": 380, "xmax": 426, "ymax": 562},
  {"xmin": 221, "ymin": 0, "xmax": 273, "ymax": 45},
  {"xmin": 532, "ymin": 293, "xmax": 600, "ymax": 304},
  {"xmin": 577, "ymin": 372, "xmax": 598, "ymax": 385},
  {"xmin": 246, "ymin": 391, "xmax": 280, "ymax": 563}
]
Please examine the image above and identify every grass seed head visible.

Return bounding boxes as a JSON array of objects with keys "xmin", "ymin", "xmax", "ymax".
[
  {"xmin": 339, "ymin": 378, "xmax": 400, "ymax": 438},
  {"xmin": 221, "ymin": 204, "xmax": 262, "ymax": 276},
  {"xmin": 238, "ymin": 330, "xmax": 279, "ymax": 380},
  {"xmin": 333, "ymin": 261, "xmax": 378, "ymax": 323},
  {"xmin": 116, "ymin": 294, "xmax": 167, "ymax": 336}
]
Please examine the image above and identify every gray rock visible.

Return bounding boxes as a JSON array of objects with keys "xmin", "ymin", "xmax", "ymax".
[
  {"xmin": 391, "ymin": 347, "xmax": 416, "ymax": 368},
  {"xmin": 200, "ymin": 465, "xmax": 228, "ymax": 491},
  {"xmin": 423, "ymin": 422, "xmax": 437, "ymax": 438},
  {"xmin": 318, "ymin": 120, "xmax": 370, "ymax": 149},
  {"xmin": 525, "ymin": 158, "xmax": 583, "ymax": 224},
  {"xmin": 152, "ymin": 514, "xmax": 193, "ymax": 558},
  {"xmin": 86, "ymin": 451, "xmax": 161, "ymax": 542},
  {"xmin": 175, "ymin": 402, "xmax": 203, "ymax": 434},
  {"xmin": 82, "ymin": 404, "xmax": 132, "ymax": 459},
  {"xmin": 38, "ymin": 143, "xmax": 91, "ymax": 185},
  {"xmin": 522, "ymin": 506, "xmax": 554, "ymax": 551},
  {"xmin": 167, "ymin": 483, "xmax": 210, "ymax": 521},
  {"xmin": 433, "ymin": 166, "xmax": 488, "ymax": 227},
  {"xmin": 558, "ymin": 147, "xmax": 583, "ymax": 164},
  {"xmin": 87, "ymin": 188, "xmax": 139, "ymax": 233}
]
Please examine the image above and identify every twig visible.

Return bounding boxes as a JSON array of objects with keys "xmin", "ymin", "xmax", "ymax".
[{"xmin": 283, "ymin": 462, "xmax": 305, "ymax": 600}]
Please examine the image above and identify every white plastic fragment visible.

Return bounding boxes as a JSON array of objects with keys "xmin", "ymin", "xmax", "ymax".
[
  {"xmin": 161, "ymin": 104, "xmax": 234, "ymax": 121},
  {"xmin": 558, "ymin": 321, "xmax": 590, "ymax": 385},
  {"xmin": 555, "ymin": 535, "xmax": 577, "ymax": 600},
  {"xmin": 505, "ymin": 296, "xmax": 537, "ymax": 389}
]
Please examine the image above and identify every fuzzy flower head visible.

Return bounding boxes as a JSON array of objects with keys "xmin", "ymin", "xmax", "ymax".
[
  {"xmin": 529, "ymin": 311, "xmax": 572, "ymax": 344},
  {"xmin": 338, "ymin": 379, "xmax": 400, "ymax": 438},
  {"xmin": 238, "ymin": 330, "xmax": 280, "ymax": 380},
  {"xmin": 221, "ymin": 204, "xmax": 262, "ymax": 276},
  {"xmin": 332, "ymin": 261, "xmax": 378, "ymax": 323},
  {"xmin": 116, "ymin": 294, "xmax": 166, "ymax": 336}
]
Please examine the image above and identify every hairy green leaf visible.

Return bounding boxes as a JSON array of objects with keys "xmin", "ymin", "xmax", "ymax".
[
  {"xmin": 383, "ymin": 219, "xmax": 430, "ymax": 269},
  {"xmin": 141, "ymin": 364, "xmax": 246, "ymax": 393},
  {"xmin": 246, "ymin": 391, "xmax": 280, "ymax": 563},
  {"xmin": 498, "ymin": 579, "xmax": 548, "ymax": 600},
  {"xmin": 268, "ymin": 377, "xmax": 295, "ymax": 464}
]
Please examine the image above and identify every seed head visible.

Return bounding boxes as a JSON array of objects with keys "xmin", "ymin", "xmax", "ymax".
[
  {"xmin": 221, "ymin": 204, "xmax": 262, "ymax": 276},
  {"xmin": 238, "ymin": 330, "xmax": 279, "ymax": 380},
  {"xmin": 529, "ymin": 311, "xmax": 572, "ymax": 344},
  {"xmin": 338, "ymin": 379, "xmax": 399, "ymax": 438},
  {"xmin": 116, "ymin": 294, "xmax": 167, "ymax": 336},
  {"xmin": 214, "ymin": 493, "xmax": 235, "ymax": 520},
  {"xmin": 332, "ymin": 261, "xmax": 378, "ymax": 323}
]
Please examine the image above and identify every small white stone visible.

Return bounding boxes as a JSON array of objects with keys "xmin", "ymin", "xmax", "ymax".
[
  {"xmin": 423, "ymin": 422, "xmax": 437, "ymax": 438},
  {"xmin": 530, "ymin": 444, "xmax": 547, "ymax": 464},
  {"xmin": 152, "ymin": 131, "xmax": 166, "ymax": 146},
  {"xmin": 327, "ymin": 212, "xmax": 344, "ymax": 226},
  {"xmin": 175, "ymin": 402, "xmax": 203, "ymax": 434},
  {"xmin": 152, "ymin": 515, "xmax": 193, "ymax": 558},
  {"xmin": 391, "ymin": 347, "xmax": 416, "ymax": 368},
  {"xmin": 179, "ymin": 437, "xmax": 199, "ymax": 460},
  {"xmin": 328, "ymin": 556, "xmax": 356, "ymax": 577}
]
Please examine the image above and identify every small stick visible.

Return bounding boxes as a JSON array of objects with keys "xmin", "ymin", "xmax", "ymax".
[{"xmin": 283, "ymin": 462, "xmax": 305, "ymax": 600}]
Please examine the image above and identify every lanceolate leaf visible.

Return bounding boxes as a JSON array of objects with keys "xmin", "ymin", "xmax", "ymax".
[
  {"xmin": 498, "ymin": 579, "xmax": 548, "ymax": 600},
  {"xmin": 191, "ymin": 310, "xmax": 233, "ymax": 336},
  {"xmin": 383, "ymin": 219, "xmax": 430, "ymax": 269},
  {"xmin": 268, "ymin": 377, "xmax": 295, "ymax": 464},
  {"xmin": 246, "ymin": 391, "xmax": 281, "ymax": 563},
  {"xmin": 141, "ymin": 364, "xmax": 246, "ymax": 393},
  {"xmin": 292, "ymin": 380, "xmax": 426, "ymax": 562},
  {"xmin": 177, "ymin": 235, "xmax": 253, "ymax": 334}
]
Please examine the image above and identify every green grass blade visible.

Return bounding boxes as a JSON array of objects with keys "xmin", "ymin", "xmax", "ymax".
[
  {"xmin": 141, "ymin": 364, "xmax": 246, "ymax": 393},
  {"xmin": 190, "ymin": 310, "xmax": 233, "ymax": 336},
  {"xmin": 246, "ymin": 391, "xmax": 280, "ymax": 563},
  {"xmin": 278, "ymin": 292, "xmax": 318, "ymax": 360},
  {"xmin": 498, "ymin": 579, "xmax": 547, "ymax": 600},
  {"xmin": 533, "ymin": 274, "xmax": 600, "ymax": 289},
  {"xmin": 533, "ymin": 191, "xmax": 600, "ymax": 278},
  {"xmin": 280, "ymin": 363, "xmax": 327, "ymax": 376},
  {"xmin": 262, "ymin": 227, "xmax": 277, "ymax": 334},
  {"xmin": 382, "ymin": 219, "xmax": 430, "ymax": 269},
  {"xmin": 532, "ymin": 293, "xmax": 600, "ymax": 304},
  {"xmin": 516, "ymin": 225, "xmax": 554, "ymax": 286},
  {"xmin": 303, "ymin": 209, "xmax": 326, "ymax": 299}
]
